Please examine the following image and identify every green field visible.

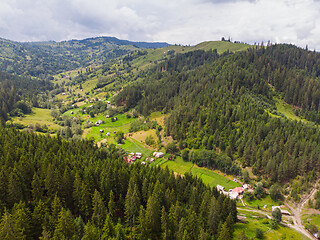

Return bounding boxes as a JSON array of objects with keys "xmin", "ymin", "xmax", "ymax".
[
  {"xmin": 275, "ymin": 98, "xmax": 304, "ymax": 122},
  {"xmin": 191, "ymin": 167, "xmax": 242, "ymax": 189},
  {"xmin": 160, "ymin": 157, "xmax": 194, "ymax": 174},
  {"xmin": 242, "ymin": 195, "xmax": 282, "ymax": 211},
  {"xmin": 302, "ymin": 213, "xmax": 320, "ymax": 231},
  {"xmin": 84, "ymin": 114, "xmax": 134, "ymax": 140},
  {"xmin": 155, "ymin": 157, "xmax": 241, "ymax": 190},
  {"xmin": 11, "ymin": 108, "xmax": 60, "ymax": 131},
  {"xmin": 121, "ymin": 138, "xmax": 153, "ymax": 160},
  {"xmin": 235, "ymin": 209, "xmax": 309, "ymax": 240}
]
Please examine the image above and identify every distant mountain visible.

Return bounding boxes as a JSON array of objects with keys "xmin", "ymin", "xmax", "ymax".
[{"xmin": 0, "ymin": 36, "xmax": 170, "ymax": 78}]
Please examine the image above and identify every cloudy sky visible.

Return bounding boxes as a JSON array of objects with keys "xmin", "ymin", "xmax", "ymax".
[{"xmin": 0, "ymin": 0, "xmax": 320, "ymax": 49}]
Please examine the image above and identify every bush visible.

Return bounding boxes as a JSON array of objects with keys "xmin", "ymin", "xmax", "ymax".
[
  {"xmin": 255, "ymin": 228, "xmax": 263, "ymax": 239},
  {"xmin": 243, "ymin": 191, "xmax": 254, "ymax": 202},
  {"xmin": 272, "ymin": 208, "xmax": 282, "ymax": 222},
  {"xmin": 145, "ymin": 135, "xmax": 155, "ymax": 146},
  {"xmin": 269, "ymin": 184, "xmax": 284, "ymax": 201}
]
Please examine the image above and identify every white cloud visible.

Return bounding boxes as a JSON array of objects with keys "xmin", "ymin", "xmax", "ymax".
[{"xmin": 0, "ymin": 0, "xmax": 319, "ymax": 49}]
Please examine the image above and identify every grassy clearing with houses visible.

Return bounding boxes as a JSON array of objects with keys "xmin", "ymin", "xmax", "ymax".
[
  {"xmin": 121, "ymin": 138, "xmax": 153, "ymax": 160},
  {"xmin": 84, "ymin": 114, "xmax": 134, "ymax": 140}
]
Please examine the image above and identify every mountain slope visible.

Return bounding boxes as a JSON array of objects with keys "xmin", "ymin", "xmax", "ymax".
[
  {"xmin": 115, "ymin": 44, "xmax": 320, "ymax": 183},
  {"xmin": 0, "ymin": 36, "xmax": 169, "ymax": 78}
]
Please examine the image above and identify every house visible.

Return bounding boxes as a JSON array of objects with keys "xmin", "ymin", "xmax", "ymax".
[
  {"xmin": 141, "ymin": 161, "xmax": 146, "ymax": 165},
  {"xmin": 229, "ymin": 191, "xmax": 239, "ymax": 200},
  {"xmin": 232, "ymin": 187, "xmax": 244, "ymax": 195},
  {"xmin": 150, "ymin": 158, "xmax": 155, "ymax": 163},
  {"xmin": 132, "ymin": 156, "xmax": 137, "ymax": 161},
  {"xmin": 70, "ymin": 111, "xmax": 74, "ymax": 114},
  {"xmin": 136, "ymin": 153, "xmax": 142, "ymax": 159},
  {"xmin": 106, "ymin": 132, "xmax": 110, "ymax": 136},
  {"xmin": 62, "ymin": 93, "xmax": 66, "ymax": 95},
  {"xmin": 153, "ymin": 152, "xmax": 164, "ymax": 158},
  {"xmin": 106, "ymin": 115, "xmax": 110, "ymax": 118},
  {"xmin": 217, "ymin": 185, "xmax": 225, "ymax": 192},
  {"xmin": 100, "ymin": 129, "xmax": 104, "ymax": 133}
]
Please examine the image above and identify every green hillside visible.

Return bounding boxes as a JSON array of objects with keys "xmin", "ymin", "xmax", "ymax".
[{"xmin": 0, "ymin": 36, "xmax": 169, "ymax": 78}]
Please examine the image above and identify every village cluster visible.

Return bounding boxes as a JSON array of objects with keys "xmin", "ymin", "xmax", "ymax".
[{"xmin": 125, "ymin": 151, "xmax": 164, "ymax": 165}]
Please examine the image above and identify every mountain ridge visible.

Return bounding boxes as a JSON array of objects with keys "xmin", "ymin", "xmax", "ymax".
[{"xmin": 0, "ymin": 36, "xmax": 170, "ymax": 78}]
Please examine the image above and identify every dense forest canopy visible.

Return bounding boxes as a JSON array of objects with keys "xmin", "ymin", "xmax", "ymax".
[{"xmin": 0, "ymin": 128, "xmax": 236, "ymax": 239}]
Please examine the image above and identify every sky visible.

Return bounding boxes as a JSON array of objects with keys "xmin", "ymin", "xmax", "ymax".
[{"xmin": 0, "ymin": 0, "xmax": 320, "ymax": 49}]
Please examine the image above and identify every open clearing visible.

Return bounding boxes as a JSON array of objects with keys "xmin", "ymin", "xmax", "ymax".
[
  {"xmin": 235, "ymin": 209, "xmax": 309, "ymax": 240},
  {"xmin": 11, "ymin": 108, "xmax": 60, "ymax": 131}
]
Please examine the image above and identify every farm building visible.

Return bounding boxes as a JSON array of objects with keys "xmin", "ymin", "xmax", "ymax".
[
  {"xmin": 232, "ymin": 187, "xmax": 244, "ymax": 195},
  {"xmin": 153, "ymin": 152, "xmax": 164, "ymax": 158},
  {"xmin": 229, "ymin": 192, "xmax": 239, "ymax": 200},
  {"xmin": 217, "ymin": 185, "xmax": 225, "ymax": 192}
]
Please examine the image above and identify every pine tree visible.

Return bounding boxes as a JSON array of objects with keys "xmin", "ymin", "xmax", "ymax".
[
  {"xmin": 92, "ymin": 189, "xmax": 106, "ymax": 237},
  {"xmin": 31, "ymin": 173, "xmax": 43, "ymax": 201},
  {"xmin": 74, "ymin": 216, "xmax": 84, "ymax": 240},
  {"xmin": 217, "ymin": 222, "xmax": 232, "ymax": 240},
  {"xmin": 0, "ymin": 209, "xmax": 24, "ymax": 240},
  {"xmin": 125, "ymin": 181, "xmax": 140, "ymax": 238},
  {"xmin": 146, "ymin": 193, "xmax": 161, "ymax": 239},
  {"xmin": 101, "ymin": 213, "xmax": 114, "ymax": 239},
  {"xmin": 108, "ymin": 190, "xmax": 116, "ymax": 221},
  {"xmin": 82, "ymin": 221, "xmax": 100, "ymax": 240},
  {"xmin": 53, "ymin": 208, "xmax": 75, "ymax": 239},
  {"xmin": 11, "ymin": 202, "xmax": 32, "ymax": 239}
]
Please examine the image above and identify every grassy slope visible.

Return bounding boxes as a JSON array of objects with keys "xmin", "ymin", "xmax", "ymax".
[
  {"xmin": 234, "ymin": 209, "xmax": 309, "ymax": 240},
  {"xmin": 153, "ymin": 157, "xmax": 242, "ymax": 190},
  {"xmin": 11, "ymin": 108, "xmax": 60, "ymax": 131},
  {"xmin": 131, "ymin": 41, "xmax": 250, "ymax": 70}
]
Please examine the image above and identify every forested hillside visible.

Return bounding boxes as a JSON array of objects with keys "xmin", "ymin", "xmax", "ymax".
[
  {"xmin": 0, "ymin": 71, "xmax": 53, "ymax": 125},
  {"xmin": 115, "ymin": 44, "xmax": 320, "ymax": 183},
  {"xmin": 0, "ymin": 128, "xmax": 236, "ymax": 239},
  {"xmin": 0, "ymin": 37, "xmax": 169, "ymax": 78}
]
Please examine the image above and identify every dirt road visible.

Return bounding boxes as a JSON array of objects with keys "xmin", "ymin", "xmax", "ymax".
[{"xmin": 284, "ymin": 181, "xmax": 318, "ymax": 240}]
